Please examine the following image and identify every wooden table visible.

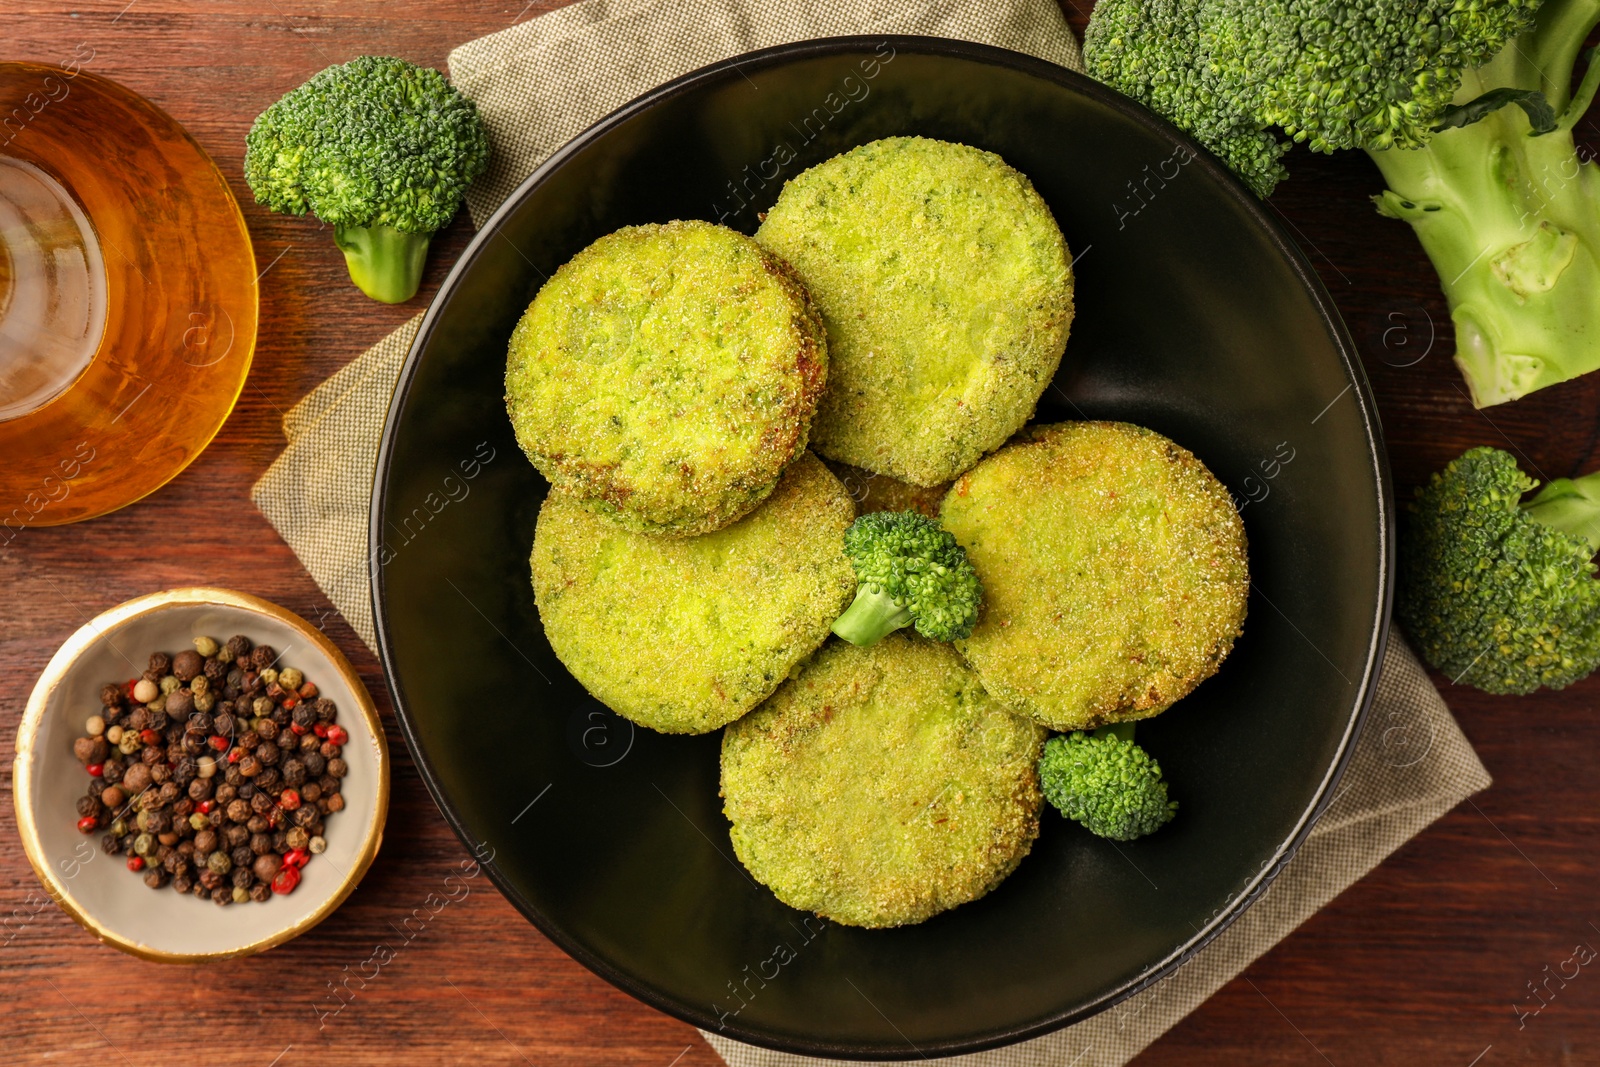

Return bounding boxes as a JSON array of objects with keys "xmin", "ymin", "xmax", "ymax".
[{"xmin": 3, "ymin": 2, "xmax": 1597, "ymax": 1063}]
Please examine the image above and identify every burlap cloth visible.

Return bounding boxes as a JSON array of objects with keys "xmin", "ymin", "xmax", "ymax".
[{"xmin": 251, "ymin": 1, "xmax": 1492, "ymax": 1062}]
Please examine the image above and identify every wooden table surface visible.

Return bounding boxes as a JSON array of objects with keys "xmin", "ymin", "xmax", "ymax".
[{"xmin": 4, "ymin": 2, "xmax": 1599, "ymax": 1064}]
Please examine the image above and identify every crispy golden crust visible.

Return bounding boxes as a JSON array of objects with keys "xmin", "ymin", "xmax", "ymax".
[
  {"xmin": 756, "ymin": 137, "xmax": 1073, "ymax": 487},
  {"xmin": 941, "ymin": 421, "xmax": 1249, "ymax": 731},
  {"xmin": 720, "ymin": 634, "xmax": 1046, "ymax": 928},
  {"xmin": 507, "ymin": 220, "xmax": 828, "ymax": 535},
  {"xmin": 532, "ymin": 454, "xmax": 856, "ymax": 734}
]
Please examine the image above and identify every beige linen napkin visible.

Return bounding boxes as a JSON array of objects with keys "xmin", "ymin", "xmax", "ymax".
[{"xmin": 250, "ymin": 2, "xmax": 1490, "ymax": 1063}]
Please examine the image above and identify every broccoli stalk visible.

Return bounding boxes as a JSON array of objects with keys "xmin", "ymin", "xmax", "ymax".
[
  {"xmin": 1038, "ymin": 725, "xmax": 1178, "ymax": 841},
  {"xmin": 1399, "ymin": 446, "xmax": 1600, "ymax": 693},
  {"xmin": 1084, "ymin": 0, "xmax": 1600, "ymax": 407},
  {"xmin": 332, "ymin": 224, "xmax": 433, "ymax": 307},
  {"xmin": 830, "ymin": 511, "xmax": 982, "ymax": 647},
  {"xmin": 244, "ymin": 56, "xmax": 490, "ymax": 304},
  {"xmin": 1370, "ymin": 2, "xmax": 1600, "ymax": 406}
]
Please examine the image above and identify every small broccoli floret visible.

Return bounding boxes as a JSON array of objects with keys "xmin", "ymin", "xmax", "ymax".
[
  {"xmin": 1399, "ymin": 446, "xmax": 1600, "ymax": 694},
  {"xmin": 244, "ymin": 56, "xmax": 490, "ymax": 303},
  {"xmin": 830, "ymin": 511, "xmax": 981, "ymax": 647},
  {"xmin": 1038, "ymin": 725, "xmax": 1177, "ymax": 841}
]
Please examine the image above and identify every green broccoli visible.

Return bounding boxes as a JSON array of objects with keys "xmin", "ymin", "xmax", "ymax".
[
  {"xmin": 1038, "ymin": 724, "xmax": 1177, "ymax": 841},
  {"xmin": 1399, "ymin": 446, "xmax": 1600, "ymax": 694},
  {"xmin": 244, "ymin": 56, "xmax": 490, "ymax": 304},
  {"xmin": 1084, "ymin": 0, "xmax": 1600, "ymax": 407},
  {"xmin": 830, "ymin": 511, "xmax": 982, "ymax": 647}
]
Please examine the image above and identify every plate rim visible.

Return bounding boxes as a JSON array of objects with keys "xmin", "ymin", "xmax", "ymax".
[{"xmin": 371, "ymin": 33, "xmax": 1394, "ymax": 1059}]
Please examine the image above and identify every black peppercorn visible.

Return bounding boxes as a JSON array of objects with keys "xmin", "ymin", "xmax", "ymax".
[
  {"xmin": 291, "ymin": 703, "xmax": 316, "ymax": 730},
  {"xmin": 303, "ymin": 753, "xmax": 326, "ymax": 777},
  {"xmin": 281, "ymin": 760, "xmax": 306, "ymax": 787},
  {"xmin": 231, "ymin": 865, "xmax": 253, "ymax": 889},
  {"xmin": 250, "ymin": 791, "xmax": 274, "ymax": 815},
  {"xmin": 224, "ymin": 824, "xmax": 250, "ymax": 848},
  {"xmin": 249, "ymin": 645, "xmax": 276, "ymax": 671},
  {"xmin": 165, "ymin": 689, "xmax": 195, "ymax": 719},
  {"xmin": 255, "ymin": 718, "xmax": 279, "ymax": 741},
  {"xmin": 230, "ymin": 845, "xmax": 254, "ymax": 870},
  {"xmin": 239, "ymin": 755, "xmax": 261, "ymax": 778},
  {"xmin": 214, "ymin": 782, "xmax": 236, "ymax": 805},
  {"xmin": 101, "ymin": 759, "xmax": 124, "ymax": 784},
  {"xmin": 127, "ymin": 707, "xmax": 149, "ymax": 732},
  {"xmin": 313, "ymin": 698, "xmax": 337, "ymax": 723},
  {"xmin": 148, "ymin": 652, "xmax": 172, "ymax": 676},
  {"xmin": 187, "ymin": 778, "xmax": 213, "ymax": 801},
  {"xmin": 76, "ymin": 795, "xmax": 103, "ymax": 819},
  {"xmin": 255, "ymin": 768, "xmax": 281, "ymax": 793},
  {"xmin": 210, "ymin": 885, "xmax": 232, "ymax": 906},
  {"xmin": 172, "ymin": 650, "xmax": 203, "ymax": 681},
  {"xmin": 145, "ymin": 708, "xmax": 169, "ymax": 732},
  {"xmin": 101, "ymin": 834, "xmax": 121, "ymax": 855},
  {"xmin": 174, "ymin": 757, "xmax": 197, "ymax": 785},
  {"xmin": 203, "ymin": 657, "xmax": 226, "ymax": 682},
  {"xmin": 144, "ymin": 868, "xmax": 170, "ymax": 890},
  {"xmin": 173, "ymin": 874, "xmax": 194, "ymax": 894},
  {"xmin": 256, "ymin": 743, "xmax": 280, "ymax": 767},
  {"xmin": 224, "ymin": 766, "xmax": 245, "ymax": 788},
  {"xmin": 100, "ymin": 683, "xmax": 123, "ymax": 707},
  {"xmin": 293, "ymin": 805, "xmax": 317, "ymax": 828},
  {"xmin": 226, "ymin": 799, "xmax": 250, "ymax": 823},
  {"xmin": 249, "ymin": 883, "xmax": 271, "ymax": 903}
]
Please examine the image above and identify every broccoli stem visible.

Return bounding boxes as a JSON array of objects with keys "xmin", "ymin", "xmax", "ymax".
[
  {"xmin": 1367, "ymin": 0, "xmax": 1600, "ymax": 407},
  {"xmin": 831, "ymin": 584, "xmax": 914, "ymax": 647},
  {"xmin": 332, "ymin": 223, "xmax": 431, "ymax": 304},
  {"xmin": 1523, "ymin": 468, "xmax": 1600, "ymax": 552}
]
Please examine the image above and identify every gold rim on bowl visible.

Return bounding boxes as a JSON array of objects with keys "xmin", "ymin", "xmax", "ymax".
[{"xmin": 13, "ymin": 587, "xmax": 389, "ymax": 962}]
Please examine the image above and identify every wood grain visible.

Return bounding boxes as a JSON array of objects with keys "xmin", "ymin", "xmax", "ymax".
[{"xmin": 2, "ymin": 2, "xmax": 1598, "ymax": 1064}]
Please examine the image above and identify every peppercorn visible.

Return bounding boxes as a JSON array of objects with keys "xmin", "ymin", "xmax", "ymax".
[
  {"xmin": 327, "ymin": 758, "xmax": 348, "ymax": 779},
  {"xmin": 165, "ymin": 688, "xmax": 194, "ymax": 719},
  {"xmin": 173, "ymin": 874, "xmax": 194, "ymax": 894},
  {"xmin": 224, "ymin": 635, "xmax": 251, "ymax": 660},
  {"xmin": 285, "ymin": 826, "xmax": 310, "ymax": 851},
  {"xmin": 255, "ymin": 717, "xmax": 279, "ymax": 741},
  {"xmin": 303, "ymin": 752, "xmax": 326, "ymax": 777},
  {"xmin": 256, "ymin": 744, "xmax": 280, "ymax": 767},
  {"xmin": 292, "ymin": 805, "xmax": 317, "ymax": 828},
  {"xmin": 271, "ymin": 865, "xmax": 300, "ymax": 895},
  {"xmin": 314, "ymin": 698, "xmax": 337, "ymax": 723},
  {"xmin": 148, "ymin": 652, "xmax": 172, "ymax": 676},
  {"xmin": 301, "ymin": 783, "xmax": 321, "ymax": 803},
  {"xmin": 224, "ymin": 766, "xmax": 244, "ymax": 788},
  {"xmin": 324, "ymin": 793, "xmax": 345, "ymax": 814},
  {"xmin": 225, "ymin": 799, "xmax": 250, "ymax": 823},
  {"xmin": 224, "ymin": 824, "xmax": 250, "ymax": 849},
  {"xmin": 207, "ymin": 851, "xmax": 232, "ymax": 875},
  {"xmin": 211, "ymin": 886, "xmax": 233, "ymax": 906},
  {"xmin": 100, "ymin": 683, "xmax": 123, "ymax": 707},
  {"xmin": 320, "ymin": 776, "xmax": 340, "ymax": 796},
  {"xmin": 255, "ymin": 768, "xmax": 281, "ymax": 793},
  {"xmin": 291, "ymin": 704, "xmax": 316, "ymax": 730},
  {"xmin": 150, "ymin": 763, "xmax": 172, "ymax": 786},
  {"xmin": 121, "ymin": 763, "xmax": 152, "ymax": 793},
  {"xmin": 197, "ymin": 756, "xmax": 217, "ymax": 780},
  {"xmin": 239, "ymin": 755, "xmax": 262, "ymax": 778},
  {"xmin": 106, "ymin": 725, "xmax": 124, "ymax": 745},
  {"xmin": 158, "ymin": 781, "xmax": 180, "ymax": 805},
  {"xmin": 214, "ymin": 782, "xmax": 236, "ymax": 805},
  {"xmin": 249, "ymin": 645, "xmax": 276, "ymax": 671},
  {"xmin": 211, "ymin": 711, "xmax": 234, "ymax": 738},
  {"xmin": 172, "ymin": 649, "xmax": 203, "ymax": 681},
  {"xmin": 76, "ymin": 795, "xmax": 103, "ymax": 819},
  {"xmin": 230, "ymin": 845, "xmax": 254, "ymax": 871},
  {"xmin": 249, "ymin": 882, "xmax": 272, "ymax": 903},
  {"xmin": 144, "ymin": 869, "xmax": 170, "ymax": 890},
  {"xmin": 203, "ymin": 657, "xmax": 226, "ymax": 683}
]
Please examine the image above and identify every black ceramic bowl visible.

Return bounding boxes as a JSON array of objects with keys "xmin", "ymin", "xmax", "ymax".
[{"xmin": 373, "ymin": 36, "xmax": 1390, "ymax": 1059}]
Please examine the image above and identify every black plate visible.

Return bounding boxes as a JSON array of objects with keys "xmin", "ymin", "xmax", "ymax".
[{"xmin": 373, "ymin": 36, "xmax": 1391, "ymax": 1060}]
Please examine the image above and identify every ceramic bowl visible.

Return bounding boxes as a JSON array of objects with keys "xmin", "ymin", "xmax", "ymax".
[
  {"xmin": 14, "ymin": 588, "xmax": 388, "ymax": 961},
  {"xmin": 373, "ymin": 36, "xmax": 1389, "ymax": 1057}
]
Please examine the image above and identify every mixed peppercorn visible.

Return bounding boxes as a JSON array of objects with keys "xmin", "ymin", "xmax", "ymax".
[{"xmin": 71, "ymin": 634, "xmax": 350, "ymax": 905}]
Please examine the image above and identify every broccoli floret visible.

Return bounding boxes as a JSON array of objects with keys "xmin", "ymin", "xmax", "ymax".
[
  {"xmin": 244, "ymin": 56, "xmax": 490, "ymax": 303},
  {"xmin": 1085, "ymin": 0, "xmax": 1600, "ymax": 407},
  {"xmin": 1038, "ymin": 725, "xmax": 1177, "ymax": 841},
  {"xmin": 830, "ymin": 511, "xmax": 981, "ymax": 647},
  {"xmin": 1399, "ymin": 446, "xmax": 1600, "ymax": 694}
]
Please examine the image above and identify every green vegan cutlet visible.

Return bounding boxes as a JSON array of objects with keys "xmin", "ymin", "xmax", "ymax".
[
  {"xmin": 941, "ymin": 421, "xmax": 1249, "ymax": 732},
  {"xmin": 720, "ymin": 634, "xmax": 1047, "ymax": 928},
  {"xmin": 506, "ymin": 220, "xmax": 827, "ymax": 536},
  {"xmin": 531, "ymin": 454, "xmax": 856, "ymax": 734},
  {"xmin": 756, "ymin": 136, "xmax": 1074, "ymax": 487}
]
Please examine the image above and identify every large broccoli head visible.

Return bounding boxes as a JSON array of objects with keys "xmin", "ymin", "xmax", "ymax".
[
  {"xmin": 1399, "ymin": 446, "xmax": 1600, "ymax": 694},
  {"xmin": 244, "ymin": 55, "xmax": 490, "ymax": 303},
  {"xmin": 830, "ymin": 511, "xmax": 982, "ymax": 647},
  {"xmin": 1039, "ymin": 728, "xmax": 1177, "ymax": 841},
  {"xmin": 1085, "ymin": 0, "xmax": 1543, "ymax": 194}
]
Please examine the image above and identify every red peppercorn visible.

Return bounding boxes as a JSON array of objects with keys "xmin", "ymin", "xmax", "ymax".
[
  {"xmin": 313, "ymin": 723, "xmax": 328, "ymax": 739},
  {"xmin": 127, "ymin": 857, "xmax": 145, "ymax": 872},
  {"xmin": 197, "ymin": 800, "xmax": 214, "ymax": 814},
  {"xmin": 299, "ymin": 682, "xmax": 319, "ymax": 699},
  {"xmin": 76, "ymin": 816, "xmax": 99, "ymax": 834},
  {"xmin": 208, "ymin": 735, "xmax": 229, "ymax": 752},
  {"xmin": 86, "ymin": 763, "xmax": 104, "ymax": 777},
  {"xmin": 290, "ymin": 723, "xmax": 307, "ymax": 735},
  {"xmin": 271, "ymin": 865, "xmax": 301, "ymax": 894},
  {"xmin": 139, "ymin": 729, "xmax": 161, "ymax": 746},
  {"xmin": 282, "ymin": 696, "xmax": 298, "ymax": 710},
  {"xmin": 278, "ymin": 789, "xmax": 301, "ymax": 811},
  {"xmin": 325, "ymin": 726, "xmax": 348, "ymax": 746},
  {"xmin": 228, "ymin": 748, "xmax": 244, "ymax": 765},
  {"xmin": 123, "ymin": 679, "xmax": 139, "ymax": 699},
  {"xmin": 283, "ymin": 847, "xmax": 309, "ymax": 869}
]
